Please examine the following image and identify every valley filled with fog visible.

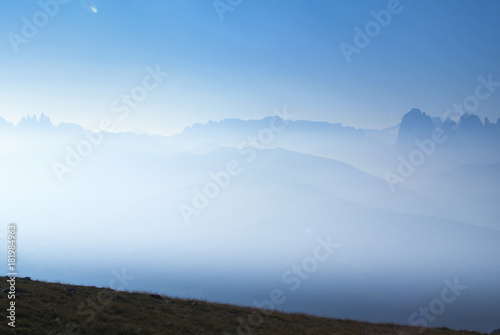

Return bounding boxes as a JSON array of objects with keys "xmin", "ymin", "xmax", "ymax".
[{"xmin": 1, "ymin": 108, "xmax": 499, "ymax": 332}]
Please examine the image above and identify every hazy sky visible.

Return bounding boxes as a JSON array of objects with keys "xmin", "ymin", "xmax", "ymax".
[{"xmin": 1, "ymin": 0, "xmax": 500, "ymax": 134}]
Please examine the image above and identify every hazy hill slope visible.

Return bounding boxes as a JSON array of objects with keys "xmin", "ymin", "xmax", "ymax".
[{"xmin": 0, "ymin": 276, "xmax": 489, "ymax": 335}]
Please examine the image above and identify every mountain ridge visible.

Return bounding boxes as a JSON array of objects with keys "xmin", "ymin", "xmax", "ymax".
[{"xmin": 4, "ymin": 109, "xmax": 498, "ymax": 134}]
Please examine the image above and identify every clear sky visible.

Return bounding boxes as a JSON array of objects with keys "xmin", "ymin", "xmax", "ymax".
[{"xmin": 1, "ymin": 0, "xmax": 500, "ymax": 134}]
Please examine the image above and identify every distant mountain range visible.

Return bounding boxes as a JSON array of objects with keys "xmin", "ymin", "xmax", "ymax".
[
  {"xmin": 0, "ymin": 113, "xmax": 84, "ymax": 133},
  {"xmin": 397, "ymin": 108, "xmax": 500, "ymax": 148},
  {"xmin": 1, "ymin": 108, "xmax": 500, "ymax": 332},
  {"xmin": 2, "ymin": 108, "xmax": 499, "ymax": 230},
  {"xmin": 3, "ymin": 109, "xmax": 499, "ymax": 148},
  {"xmin": 2, "ymin": 108, "xmax": 499, "ymax": 176}
]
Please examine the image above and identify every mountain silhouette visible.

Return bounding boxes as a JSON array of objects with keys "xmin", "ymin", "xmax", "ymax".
[{"xmin": 396, "ymin": 108, "xmax": 436, "ymax": 144}]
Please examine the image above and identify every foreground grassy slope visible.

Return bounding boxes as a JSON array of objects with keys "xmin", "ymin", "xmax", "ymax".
[{"xmin": 0, "ymin": 276, "xmax": 488, "ymax": 335}]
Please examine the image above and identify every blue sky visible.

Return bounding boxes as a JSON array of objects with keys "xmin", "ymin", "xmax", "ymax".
[{"xmin": 1, "ymin": 0, "xmax": 500, "ymax": 134}]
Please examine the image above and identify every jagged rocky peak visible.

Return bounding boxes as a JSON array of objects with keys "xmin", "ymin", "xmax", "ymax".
[
  {"xmin": 456, "ymin": 113, "xmax": 483, "ymax": 130},
  {"xmin": 17, "ymin": 113, "xmax": 54, "ymax": 129},
  {"xmin": 397, "ymin": 108, "xmax": 435, "ymax": 143}
]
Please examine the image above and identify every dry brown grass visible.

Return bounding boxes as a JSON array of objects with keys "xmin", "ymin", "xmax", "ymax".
[{"xmin": 0, "ymin": 276, "xmax": 487, "ymax": 335}]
